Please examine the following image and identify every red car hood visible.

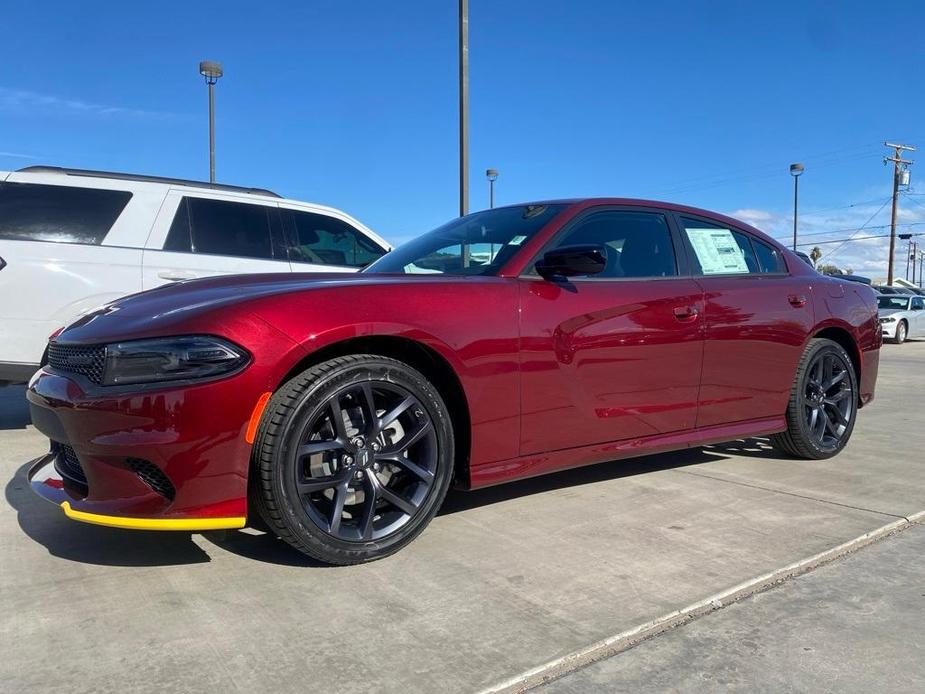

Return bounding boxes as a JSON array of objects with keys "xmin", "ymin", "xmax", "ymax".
[{"xmin": 54, "ymin": 272, "xmax": 480, "ymax": 344}]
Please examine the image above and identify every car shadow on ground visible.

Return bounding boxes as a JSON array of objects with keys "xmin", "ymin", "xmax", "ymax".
[
  {"xmin": 7, "ymin": 438, "xmax": 787, "ymax": 569},
  {"xmin": 0, "ymin": 386, "xmax": 30, "ymax": 430}
]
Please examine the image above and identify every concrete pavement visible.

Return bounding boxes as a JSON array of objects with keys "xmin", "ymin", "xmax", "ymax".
[
  {"xmin": 541, "ymin": 523, "xmax": 925, "ymax": 693},
  {"xmin": 2, "ymin": 340, "xmax": 923, "ymax": 693}
]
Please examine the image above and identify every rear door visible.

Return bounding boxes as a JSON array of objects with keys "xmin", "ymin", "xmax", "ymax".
[
  {"xmin": 142, "ymin": 192, "xmax": 291, "ymax": 289},
  {"xmin": 675, "ymin": 214, "xmax": 814, "ymax": 428},
  {"xmin": 0, "ymin": 179, "xmax": 142, "ymax": 366},
  {"xmin": 518, "ymin": 207, "xmax": 704, "ymax": 454}
]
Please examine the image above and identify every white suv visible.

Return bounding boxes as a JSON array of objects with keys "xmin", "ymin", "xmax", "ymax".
[{"xmin": 0, "ymin": 166, "xmax": 391, "ymax": 384}]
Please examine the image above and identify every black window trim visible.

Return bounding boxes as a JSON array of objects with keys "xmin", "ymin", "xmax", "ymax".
[
  {"xmin": 519, "ymin": 205, "xmax": 688, "ymax": 282},
  {"xmin": 673, "ymin": 212, "xmax": 791, "ymax": 279},
  {"xmin": 0, "ymin": 181, "xmax": 134, "ymax": 247}
]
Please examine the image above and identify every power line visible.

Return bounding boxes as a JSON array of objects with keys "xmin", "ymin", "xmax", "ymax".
[
  {"xmin": 796, "ymin": 231, "xmax": 925, "ymax": 247},
  {"xmin": 821, "ymin": 197, "xmax": 893, "ymax": 263}
]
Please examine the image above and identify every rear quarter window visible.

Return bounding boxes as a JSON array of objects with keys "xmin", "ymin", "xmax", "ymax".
[{"xmin": 0, "ymin": 182, "xmax": 132, "ymax": 245}]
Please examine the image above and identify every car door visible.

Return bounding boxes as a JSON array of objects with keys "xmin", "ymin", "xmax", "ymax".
[
  {"xmin": 518, "ymin": 207, "xmax": 705, "ymax": 455},
  {"xmin": 141, "ymin": 192, "xmax": 291, "ymax": 289},
  {"xmin": 675, "ymin": 215, "xmax": 815, "ymax": 429},
  {"xmin": 281, "ymin": 206, "xmax": 389, "ymax": 273},
  {"xmin": 911, "ymin": 296, "xmax": 925, "ymax": 336}
]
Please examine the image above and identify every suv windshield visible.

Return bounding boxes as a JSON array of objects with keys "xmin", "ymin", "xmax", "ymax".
[
  {"xmin": 878, "ymin": 296, "xmax": 910, "ymax": 310},
  {"xmin": 364, "ymin": 204, "xmax": 566, "ymax": 275}
]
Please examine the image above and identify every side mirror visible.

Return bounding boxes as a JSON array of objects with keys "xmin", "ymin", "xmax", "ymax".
[{"xmin": 535, "ymin": 244, "xmax": 607, "ymax": 280}]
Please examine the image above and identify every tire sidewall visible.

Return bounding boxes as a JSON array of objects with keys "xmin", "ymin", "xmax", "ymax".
[
  {"xmin": 793, "ymin": 340, "xmax": 858, "ymax": 458},
  {"xmin": 266, "ymin": 358, "xmax": 454, "ymax": 560},
  {"xmin": 896, "ymin": 321, "xmax": 907, "ymax": 344}
]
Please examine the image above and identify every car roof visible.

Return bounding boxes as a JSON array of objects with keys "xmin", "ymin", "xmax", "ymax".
[
  {"xmin": 15, "ymin": 165, "xmax": 281, "ymax": 198},
  {"xmin": 494, "ymin": 197, "xmax": 784, "ymax": 246}
]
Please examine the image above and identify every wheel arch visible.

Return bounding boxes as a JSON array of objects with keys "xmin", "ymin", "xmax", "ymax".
[
  {"xmin": 273, "ymin": 335, "xmax": 473, "ymax": 487},
  {"xmin": 812, "ymin": 325, "xmax": 862, "ymax": 390}
]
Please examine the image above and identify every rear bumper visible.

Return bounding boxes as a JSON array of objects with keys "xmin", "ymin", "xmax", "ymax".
[{"xmin": 26, "ymin": 367, "xmax": 260, "ymax": 529}]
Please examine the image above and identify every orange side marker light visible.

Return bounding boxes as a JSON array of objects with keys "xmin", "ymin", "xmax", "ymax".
[{"xmin": 245, "ymin": 392, "xmax": 272, "ymax": 444}]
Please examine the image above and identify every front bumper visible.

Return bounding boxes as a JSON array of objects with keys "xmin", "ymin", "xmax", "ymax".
[
  {"xmin": 26, "ymin": 367, "xmax": 260, "ymax": 530},
  {"xmin": 879, "ymin": 320, "xmax": 898, "ymax": 339}
]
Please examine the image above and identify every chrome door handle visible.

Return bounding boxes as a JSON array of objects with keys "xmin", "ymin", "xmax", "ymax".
[
  {"xmin": 673, "ymin": 306, "xmax": 700, "ymax": 322},
  {"xmin": 157, "ymin": 270, "xmax": 197, "ymax": 281}
]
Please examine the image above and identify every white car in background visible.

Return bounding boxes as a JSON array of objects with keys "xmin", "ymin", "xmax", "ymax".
[
  {"xmin": 0, "ymin": 166, "xmax": 391, "ymax": 384},
  {"xmin": 878, "ymin": 293, "xmax": 925, "ymax": 344}
]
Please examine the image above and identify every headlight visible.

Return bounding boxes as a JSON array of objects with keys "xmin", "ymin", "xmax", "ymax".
[
  {"xmin": 103, "ymin": 336, "xmax": 248, "ymax": 386},
  {"xmin": 880, "ymin": 317, "xmax": 896, "ymax": 323}
]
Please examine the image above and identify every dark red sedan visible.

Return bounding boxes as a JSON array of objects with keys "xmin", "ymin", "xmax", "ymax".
[{"xmin": 27, "ymin": 199, "xmax": 880, "ymax": 564}]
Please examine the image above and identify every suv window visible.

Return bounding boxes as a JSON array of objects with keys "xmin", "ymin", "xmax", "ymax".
[
  {"xmin": 681, "ymin": 217, "xmax": 759, "ymax": 275},
  {"xmin": 288, "ymin": 210, "xmax": 385, "ymax": 268},
  {"xmin": 164, "ymin": 197, "xmax": 277, "ymax": 260},
  {"xmin": 545, "ymin": 210, "xmax": 677, "ymax": 278},
  {"xmin": 0, "ymin": 182, "xmax": 131, "ymax": 245}
]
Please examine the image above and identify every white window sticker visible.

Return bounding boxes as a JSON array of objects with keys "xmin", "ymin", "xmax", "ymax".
[
  {"xmin": 685, "ymin": 228, "xmax": 750, "ymax": 275},
  {"xmin": 509, "ymin": 235, "xmax": 527, "ymax": 246}
]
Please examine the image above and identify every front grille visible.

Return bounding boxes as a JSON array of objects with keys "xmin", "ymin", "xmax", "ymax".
[
  {"xmin": 47, "ymin": 343, "xmax": 106, "ymax": 384},
  {"xmin": 55, "ymin": 444, "xmax": 88, "ymax": 488},
  {"xmin": 127, "ymin": 458, "xmax": 176, "ymax": 500}
]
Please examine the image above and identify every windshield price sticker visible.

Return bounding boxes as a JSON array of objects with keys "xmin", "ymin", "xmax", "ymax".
[{"xmin": 685, "ymin": 228, "xmax": 750, "ymax": 275}]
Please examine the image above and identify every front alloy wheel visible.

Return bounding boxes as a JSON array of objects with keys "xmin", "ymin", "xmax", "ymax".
[{"xmin": 252, "ymin": 355, "xmax": 454, "ymax": 564}]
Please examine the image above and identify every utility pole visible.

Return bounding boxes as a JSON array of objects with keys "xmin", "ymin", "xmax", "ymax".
[
  {"xmin": 458, "ymin": 0, "xmax": 469, "ymax": 217},
  {"xmin": 884, "ymin": 142, "xmax": 915, "ymax": 285}
]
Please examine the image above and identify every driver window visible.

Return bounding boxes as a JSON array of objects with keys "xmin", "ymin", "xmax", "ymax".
[
  {"xmin": 913, "ymin": 297, "xmax": 924, "ymax": 311},
  {"xmin": 546, "ymin": 210, "xmax": 678, "ymax": 278}
]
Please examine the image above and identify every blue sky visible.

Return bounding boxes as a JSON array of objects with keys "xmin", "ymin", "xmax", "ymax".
[{"xmin": 2, "ymin": 0, "xmax": 924, "ymax": 277}]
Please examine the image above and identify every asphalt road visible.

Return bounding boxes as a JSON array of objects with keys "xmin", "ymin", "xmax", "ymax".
[{"xmin": 2, "ymin": 340, "xmax": 923, "ymax": 694}]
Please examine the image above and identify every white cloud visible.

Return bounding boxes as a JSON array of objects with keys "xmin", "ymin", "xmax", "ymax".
[
  {"xmin": 0, "ymin": 87, "xmax": 180, "ymax": 120},
  {"xmin": 725, "ymin": 196, "xmax": 924, "ymax": 281},
  {"xmin": 0, "ymin": 150, "xmax": 36, "ymax": 159}
]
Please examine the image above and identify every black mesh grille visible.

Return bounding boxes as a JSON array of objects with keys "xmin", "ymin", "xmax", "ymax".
[
  {"xmin": 47, "ymin": 343, "xmax": 106, "ymax": 384},
  {"xmin": 127, "ymin": 458, "xmax": 176, "ymax": 500},
  {"xmin": 55, "ymin": 444, "xmax": 88, "ymax": 488}
]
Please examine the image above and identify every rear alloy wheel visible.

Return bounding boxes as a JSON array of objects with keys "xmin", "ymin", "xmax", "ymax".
[
  {"xmin": 252, "ymin": 355, "xmax": 454, "ymax": 564},
  {"xmin": 770, "ymin": 338, "xmax": 858, "ymax": 460},
  {"xmin": 894, "ymin": 320, "xmax": 907, "ymax": 345}
]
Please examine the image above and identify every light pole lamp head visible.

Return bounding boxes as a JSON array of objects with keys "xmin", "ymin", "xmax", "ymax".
[
  {"xmin": 790, "ymin": 162, "xmax": 805, "ymax": 177},
  {"xmin": 199, "ymin": 60, "xmax": 224, "ymax": 85},
  {"xmin": 486, "ymin": 168, "xmax": 499, "ymax": 182}
]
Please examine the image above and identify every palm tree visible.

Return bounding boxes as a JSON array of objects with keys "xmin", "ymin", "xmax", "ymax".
[{"xmin": 810, "ymin": 246, "xmax": 822, "ymax": 268}]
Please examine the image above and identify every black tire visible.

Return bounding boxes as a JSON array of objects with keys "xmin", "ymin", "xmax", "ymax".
[
  {"xmin": 251, "ymin": 355, "xmax": 454, "ymax": 565},
  {"xmin": 770, "ymin": 338, "xmax": 858, "ymax": 460},
  {"xmin": 894, "ymin": 320, "xmax": 907, "ymax": 345}
]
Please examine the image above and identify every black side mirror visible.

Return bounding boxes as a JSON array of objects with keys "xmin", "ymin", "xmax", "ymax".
[{"xmin": 535, "ymin": 244, "xmax": 607, "ymax": 280}]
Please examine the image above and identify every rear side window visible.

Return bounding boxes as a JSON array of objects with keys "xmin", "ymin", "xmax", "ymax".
[
  {"xmin": 0, "ymin": 182, "xmax": 131, "ymax": 245},
  {"xmin": 288, "ymin": 210, "xmax": 385, "ymax": 268},
  {"xmin": 163, "ymin": 197, "xmax": 278, "ymax": 260},
  {"xmin": 752, "ymin": 238, "xmax": 787, "ymax": 273},
  {"xmin": 680, "ymin": 217, "xmax": 759, "ymax": 275}
]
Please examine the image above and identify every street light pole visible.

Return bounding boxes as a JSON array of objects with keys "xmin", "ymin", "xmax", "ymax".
[
  {"xmin": 199, "ymin": 61, "xmax": 223, "ymax": 183},
  {"xmin": 458, "ymin": 0, "xmax": 469, "ymax": 217},
  {"xmin": 486, "ymin": 169, "xmax": 499, "ymax": 208},
  {"xmin": 790, "ymin": 163, "xmax": 804, "ymax": 251}
]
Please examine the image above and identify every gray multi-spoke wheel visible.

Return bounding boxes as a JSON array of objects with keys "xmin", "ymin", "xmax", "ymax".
[
  {"xmin": 770, "ymin": 338, "xmax": 858, "ymax": 460},
  {"xmin": 894, "ymin": 321, "xmax": 907, "ymax": 345},
  {"xmin": 252, "ymin": 355, "xmax": 454, "ymax": 564}
]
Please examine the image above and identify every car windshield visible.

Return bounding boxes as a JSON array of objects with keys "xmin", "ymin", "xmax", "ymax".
[
  {"xmin": 878, "ymin": 296, "xmax": 910, "ymax": 310},
  {"xmin": 364, "ymin": 204, "xmax": 567, "ymax": 275}
]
